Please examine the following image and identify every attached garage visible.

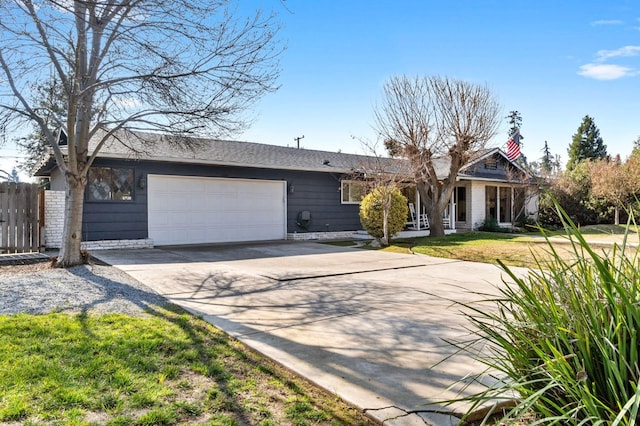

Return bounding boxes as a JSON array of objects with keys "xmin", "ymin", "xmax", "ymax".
[{"xmin": 147, "ymin": 175, "xmax": 287, "ymax": 245}]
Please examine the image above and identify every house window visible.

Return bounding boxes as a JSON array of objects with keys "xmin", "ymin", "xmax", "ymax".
[
  {"xmin": 455, "ymin": 186, "xmax": 467, "ymax": 222},
  {"xmin": 499, "ymin": 187, "xmax": 512, "ymax": 222},
  {"xmin": 486, "ymin": 185, "xmax": 521, "ymax": 223},
  {"xmin": 87, "ymin": 167, "xmax": 134, "ymax": 201},
  {"xmin": 514, "ymin": 187, "xmax": 526, "ymax": 223},
  {"xmin": 341, "ymin": 181, "xmax": 367, "ymax": 204},
  {"xmin": 486, "ymin": 186, "xmax": 497, "ymax": 220}
]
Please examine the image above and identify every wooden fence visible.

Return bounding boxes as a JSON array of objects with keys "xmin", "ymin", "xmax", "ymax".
[{"xmin": 0, "ymin": 182, "xmax": 41, "ymax": 254}]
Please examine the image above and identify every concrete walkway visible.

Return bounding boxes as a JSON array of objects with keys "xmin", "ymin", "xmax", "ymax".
[{"xmin": 93, "ymin": 242, "xmax": 516, "ymax": 425}]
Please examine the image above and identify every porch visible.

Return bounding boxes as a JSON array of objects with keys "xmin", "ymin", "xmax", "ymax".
[{"xmin": 403, "ymin": 187, "xmax": 457, "ymax": 232}]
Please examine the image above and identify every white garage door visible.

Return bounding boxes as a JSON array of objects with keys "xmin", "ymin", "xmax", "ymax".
[{"xmin": 147, "ymin": 175, "xmax": 287, "ymax": 245}]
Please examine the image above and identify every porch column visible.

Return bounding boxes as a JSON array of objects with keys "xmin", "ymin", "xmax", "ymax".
[
  {"xmin": 450, "ymin": 198, "xmax": 456, "ymax": 230},
  {"xmin": 416, "ymin": 190, "xmax": 421, "ymax": 230}
]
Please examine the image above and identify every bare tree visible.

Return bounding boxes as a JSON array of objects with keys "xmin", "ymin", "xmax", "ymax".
[
  {"xmin": 0, "ymin": 0, "xmax": 281, "ymax": 266},
  {"xmin": 375, "ymin": 76, "xmax": 500, "ymax": 237}
]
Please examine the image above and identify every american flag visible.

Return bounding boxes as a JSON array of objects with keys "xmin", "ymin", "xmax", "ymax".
[{"xmin": 506, "ymin": 131, "xmax": 521, "ymax": 161}]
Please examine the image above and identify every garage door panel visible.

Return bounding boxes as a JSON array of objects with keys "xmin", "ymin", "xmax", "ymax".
[{"xmin": 148, "ymin": 175, "xmax": 286, "ymax": 245}]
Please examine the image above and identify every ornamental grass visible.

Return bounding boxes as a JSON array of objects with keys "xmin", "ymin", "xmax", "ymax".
[{"xmin": 448, "ymin": 203, "xmax": 640, "ymax": 425}]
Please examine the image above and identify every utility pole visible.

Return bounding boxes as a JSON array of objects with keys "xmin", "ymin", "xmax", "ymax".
[{"xmin": 294, "ymin": 135, "xmax": 304, "ymax": 149}]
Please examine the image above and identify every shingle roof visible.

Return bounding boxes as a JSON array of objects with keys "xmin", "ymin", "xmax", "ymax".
[
  {"xmin": 35, "ymin": 129, "xmax": 406, "ymax": 175},
  {"xmin": 35, "ymin": 129, "xmax": 524, "ymax": 182}
]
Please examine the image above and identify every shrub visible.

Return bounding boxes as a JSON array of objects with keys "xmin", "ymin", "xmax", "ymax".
[
  {"xmin": 359, "ymin": 187, "xmax": 408, "ymax": 241},
  {"xmin": 448, "ymin": 201, "xmax": 640, "ymax": 424},
  {"xmin": 477, "ymin": 217, "xmax": 510, "ymax": 233},
  {"xmin": 538, "ymin": 162, "xmax": 615, "ymax": 228}
]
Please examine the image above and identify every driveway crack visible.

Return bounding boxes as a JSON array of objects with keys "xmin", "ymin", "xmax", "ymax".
[{"xmin": 262, "ymin": 263, "xmax": 435, "ymax": 282}]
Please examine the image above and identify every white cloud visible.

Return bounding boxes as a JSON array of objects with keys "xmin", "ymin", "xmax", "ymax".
[
  {"xmin": 578, "ymin": 63, "xmax": 635, "ymax": 80},
  {"xmin": 595, "ymin": 45, "xmax": 640, "ymax": 62},
  {"xmin": 591, "ymin": 19, "xmax": 624, "ymax": 26}
]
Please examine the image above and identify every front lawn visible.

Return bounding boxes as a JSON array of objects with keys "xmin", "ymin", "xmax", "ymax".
[
  {"xmin": 0, "ymin": 307, "xmax": 372, "ymax": 425},
  {"xmin": 382, "ymin": 227, "xmax": 639, "ymax": 268},
  {"xmin": 386, "ymin": 232, "xmax": 547, "ymax": 267}
]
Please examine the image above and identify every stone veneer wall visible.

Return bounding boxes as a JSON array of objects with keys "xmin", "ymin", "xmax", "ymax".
[
  {"xmin": 43, "ymin": 190, "xmax": 154, "ymax": 250},
  {"xmin": 287, "ymin": 231, "xmax": 366, "ymax": 241},
  {"xmin": 81, "ymin": 238, "xmax": 154, "ymax": 251}
]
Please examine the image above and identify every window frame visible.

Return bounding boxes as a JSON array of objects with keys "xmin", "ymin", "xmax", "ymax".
[
  {"xmin": 499, "ymin": 187, "xmax": 512, "ymax": 223},
  {"xmin": 86, "ymin": 166, "xmax": 135, "ymax": 202},
  {"xmin": 455, "ymin": 186, "xmax": 467, "ymax": 222},
  {"xmin": 486, "ymin": 185, "xmax": 522, "ymax": 224},
  {"xmin": 340, "ymin": 180, "xmax": 367, "ymax": 205}
]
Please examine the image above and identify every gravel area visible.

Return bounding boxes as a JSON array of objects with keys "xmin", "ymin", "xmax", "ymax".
[{"xmin": 0, "ymin": 262, "xmax": 168, "ymax": 316}]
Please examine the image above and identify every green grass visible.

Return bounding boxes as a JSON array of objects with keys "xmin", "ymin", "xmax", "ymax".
[
  {"xmin": 563, "ymin": 223, "xmax": 638, "ymax": 235},
  {"xmin": 383, "ymin": 232, "xmax": 560, "ymax": 267},
  {"xmin": 0, "ymin": 307, "xmax": 372, "ymax": 425},
  {"xmin": 372, "ymin": 226, "xmax": 639, "ymax": 268}
]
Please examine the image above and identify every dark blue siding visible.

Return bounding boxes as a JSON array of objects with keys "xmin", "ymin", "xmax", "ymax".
[
  {"xmin": 82, "ymin": 159, "xmax": 147, "ymax": 241},
  {"xmin": 81, "ymin": 159, "xmax": 362, "ymax": 241}
]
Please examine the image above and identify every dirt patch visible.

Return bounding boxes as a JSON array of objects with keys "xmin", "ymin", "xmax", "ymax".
[
  {"xmin": 0, "ymin": 253, "xmax": 112, "ymax": 275},
  {"xmin": 0, "ymin": 260, "xmax": 54, "ymax": 275}
]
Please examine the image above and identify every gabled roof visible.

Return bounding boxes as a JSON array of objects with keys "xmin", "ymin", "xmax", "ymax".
[
  {"xmin": 461, "ymin": 147, "xmax": 529, "ymax": 174},
  {"xmin": 458, "ymin": 147, "xmax": 534, "ymax": 183},
  {"xmin": 34, "ymin": 129, "xmax": 403, "ymax": 175}
]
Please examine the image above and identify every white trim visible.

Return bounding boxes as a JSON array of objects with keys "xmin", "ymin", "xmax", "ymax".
[
  {"xmin": 340, "ymin": 180, "xmax": 367, "ymax": 205},
  {"xmin": 485, "ymin": 184, "xmax": 523, "ymax": 225},
  {"xmin": 457, "ymin": 176, "xmax": 535, "ymax": 183}
]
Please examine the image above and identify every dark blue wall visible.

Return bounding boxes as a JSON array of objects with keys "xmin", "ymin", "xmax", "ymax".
[{"xmin": 81, "ymin": 159, "xmax": 361, "ymax": 241}]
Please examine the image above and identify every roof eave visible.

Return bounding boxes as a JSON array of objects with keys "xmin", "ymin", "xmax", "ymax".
[
  {"xmin": 457, "ymin": 175, "xmax": 537, "ymax": 184},
  {"xmin": 43, "ymin": 151, "xmax": 357, "ymax": 175}
]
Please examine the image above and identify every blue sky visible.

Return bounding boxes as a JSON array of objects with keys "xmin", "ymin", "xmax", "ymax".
[
  {"xmin": 237, "ymin": 0, "xmax": 640, "ymax": 162},
  {"xmin": 2, "ymin": 0, "xmax": 639, "ymax": 177}
]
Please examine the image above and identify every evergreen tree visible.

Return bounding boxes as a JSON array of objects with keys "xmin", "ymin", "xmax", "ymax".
[
  {"xmin": 553, "ymin": 154, "xmax": 562, "ymax": 174},
  {"xmin": 541, "ymin": 140, "xmax": 552, "ymax": 174},
  {"xmin": 506, "ymin": 110, "xmax": 526, "ymax": 164},
  {"xmin": 567, "ymin": 115, "xmax": 607, "ymax": 170},
  {"xmin": 507, "ymin": 110, "xmax": 523, "ymax": 137},
  {"xmin": 633, "ymin": 136, "xmax": 640, "ymax": 157}
]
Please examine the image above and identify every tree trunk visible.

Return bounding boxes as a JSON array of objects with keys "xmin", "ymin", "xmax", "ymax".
[
  {"xmin": 416, "ymin": 181, "xmax": 448, "ymax": 237},
  {"xmin": 381, "ymin": 193, "xmax": 390, "ymax": 247},
  {"xmin": 427, "ymin": 205, "xmax": 445, "ymax": 237},
  {"xmin": 56, "ymin": 174, "xmax": 86, "ymax": 267},
  {"xmin": 614, "ymin": 206, "xmax": 620, "ymax": 226}
]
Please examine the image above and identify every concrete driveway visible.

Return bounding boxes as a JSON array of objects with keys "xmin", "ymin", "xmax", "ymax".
[{"xmin": 93, "ymin": 242, "xmax": 513, "ymax": 426}]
